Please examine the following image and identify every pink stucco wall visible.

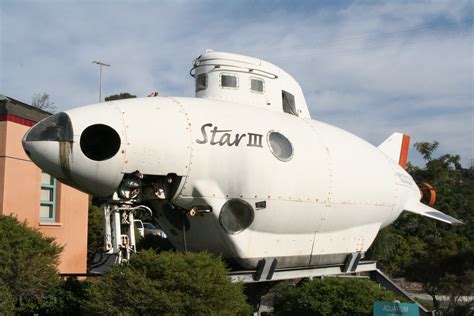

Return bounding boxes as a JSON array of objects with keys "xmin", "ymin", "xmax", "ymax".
[{"xmin": 0, "ymin": 120, "xmax": 89, "ymax": 273}]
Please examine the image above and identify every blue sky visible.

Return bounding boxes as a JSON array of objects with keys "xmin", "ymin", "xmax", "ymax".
[{"xmin": 1, "ymin": 0, "xmax": 472, "ymax": 166}]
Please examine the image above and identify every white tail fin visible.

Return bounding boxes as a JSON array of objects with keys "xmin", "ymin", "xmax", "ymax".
[
  {"xmin": 404, "ymin": 199, "xmax": 463, "ymax": 225},
  {"xmin": 378, "ymin": 133, "xmax": 410, "ymax": 168}
]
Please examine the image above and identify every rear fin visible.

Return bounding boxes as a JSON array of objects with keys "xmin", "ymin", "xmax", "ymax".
[
  {"xmin": 404, "ymin": 199, "xmax": 463, "ymax": 225},
  {"xmin": 378, "ymin": 133, "xmax": 410, "ymax": 168}
]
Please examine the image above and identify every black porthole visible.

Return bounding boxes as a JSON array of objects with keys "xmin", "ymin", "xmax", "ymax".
[
  {"xmin": 219, "ymin": 199, "xmax": 254, "ymax": 235},
  {"xmin": 267, "ymin": 131, "xmax": 293, "ymax": 161},
  {"xmin": 80, "ymin": 124, "xmax": 121, "ymax": 161}
]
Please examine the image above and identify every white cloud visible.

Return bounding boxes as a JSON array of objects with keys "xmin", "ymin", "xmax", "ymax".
[{"xmin": 1, "ymin": 0, "xmax": 472, "ymax": 165}]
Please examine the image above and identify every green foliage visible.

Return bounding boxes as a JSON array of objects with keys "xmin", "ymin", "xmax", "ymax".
[
  {"xmin": 82, "ymin": 250, "xmax": 251, "ymax": 314},
  {"xmin": 0, "ymin": 281, "xmax": 15, "ymax": 314},
  {"xmin": 0, "ymin": 215, "xmax": 62, "ymax": 313},
  {"xmin": 414, "ymin": 141, "xmax": 439, "ymax": 161},
  {"xmin": 367, "ymin": 226, "xmax": 426, "ymax": 275},
  {"xmin": 87, "ymin": 201, "xmax": 104, "ymax": 269},
  {"xmin": 273, "ymin": 277, "xmax": 396, "ymax": 315},
  {"xmin": 38, "ymin": 277, "xmax": 89, "ymax": 315},
  {"xmin": 441, "ymin": 270, "xmax": 474, "ymax": 315},
  {"xmin": 105, "ymin": 92, "xmax": 137, "ymax": 101}
]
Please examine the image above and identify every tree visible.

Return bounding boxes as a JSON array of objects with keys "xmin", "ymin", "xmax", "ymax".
[
  {"xmin": 366, "ymin": 226, "xmax": 426, "ymax": 276},
  {"xmin": 82, "ymin": 250, "xmax": 251, "ymax": 314},
  {"xmin": 0, "ymin": 215, "xmax": 62, "ymax": 314},
  {"xmin": 414, "ymin": 141, "xmax": 439, "ymax": 161},
  {"xmin": 441, "ymin": 270, "xmax": 474, "ymax": 315},
  {"xmin": 273, "ymin": 277, "xmax": 396, "ymax": 315},
  {"xmin": 104, "ymin": 92, "xmax": 137, "ymax": 101},
  {"xmin": 86, "ymin": 201, "xmax": 104, "ymax": 269},
  {"xmin": 31, "ymin": 93, "xmax": 56, "ymax": 112}
]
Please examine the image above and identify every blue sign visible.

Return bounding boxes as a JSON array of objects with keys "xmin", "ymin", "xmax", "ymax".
[{"xmin": 373, "ymin": 301, "xmax": 419, "ymax": 316}]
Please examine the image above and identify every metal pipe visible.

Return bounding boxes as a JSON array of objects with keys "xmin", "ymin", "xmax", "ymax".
[
  {"xmin": 102, "ymin": 204, "xmax": 113, "ymax": 253},
  {"xmin": 113, "ymin": 210, "xmax": 121, "ymax": 253},
  {"xmin": 128, "ymin": 212, "xmax": 136, "ymax": 252}
]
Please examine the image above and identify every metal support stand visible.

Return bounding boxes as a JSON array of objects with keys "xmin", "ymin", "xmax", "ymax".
[
  {"xmin": 102, "ymin": 203, "xmax": 152, "ymax": 264},
  {"xmin": 230, "ymin": 260, "xmax": 378, "ymax": 283}
]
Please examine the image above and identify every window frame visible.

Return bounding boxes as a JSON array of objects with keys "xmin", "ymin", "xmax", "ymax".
[
  {"xmin": 40, "ymin": 172, "xmax": 57, "ymax": 222},
  {"xmin": 219, "ymin": 73, "xmax": 239, "ymax": 89}
]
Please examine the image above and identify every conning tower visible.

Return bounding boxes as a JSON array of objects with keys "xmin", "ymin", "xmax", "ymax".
[{"xmin": 190, "ymin": 50, "xmax": 311, "ymax": 118}]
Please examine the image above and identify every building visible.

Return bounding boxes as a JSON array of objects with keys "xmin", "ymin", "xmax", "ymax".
[{"xmin": 0, "ymin": 95, "xmax": 89, "ymax": 273}]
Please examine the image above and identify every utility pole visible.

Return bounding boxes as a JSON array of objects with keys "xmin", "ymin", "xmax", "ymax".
[{"xmin": 92, "ymin": 60, "xmax": 110, "ymax": 102}]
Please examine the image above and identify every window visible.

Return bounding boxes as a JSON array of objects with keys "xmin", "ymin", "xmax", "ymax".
[
  {"xmin": 282, "ymin": 90, "xmax": 298, "ymax": 116},
  {"xmin": 220, "ymin": 74, "xmax": 238, "ymax": 88},
  {"xmin": 195, "ymin": 74, "xmax": 208, "ymax": 92},
  {"xmin": 251, "ymin": 78, "xmax": 264, "ymax": 93},
  {"xmin": 40, "ymin": 172, "xmax": 57, "ymax": 222},
  {"xmin": 143, "ymin": 223, "xmax": 156, "ymax": 229},
  {"xmin": 267, "ymin": 131, "xmax": 294, "ymax": 161},
  {"xmin": 24, "ymin": 112, "xmax": 73, "ymax": 142},
  {"xmin": 219, "ymin": 199, "xmax": 254, "ymax": 234}
]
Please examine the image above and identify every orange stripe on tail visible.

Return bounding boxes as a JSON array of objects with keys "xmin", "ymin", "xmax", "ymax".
[{"xmin": 398, "ymin": 134, "xmax": 410, "ymax": 169}]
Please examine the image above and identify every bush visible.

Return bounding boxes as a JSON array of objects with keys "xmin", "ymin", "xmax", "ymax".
[
  {"xmin": 273, "ymin": 277, "xmax": 396, "ymax": 315},
  {"xmin": 0, "ymin": 281, "xmax": 15, "ymax": 314},
  {"xmin": 0, "ymin": 215, "xmax": 62, "ymax": 314},
  {"xmin": 38, "ymin": 277, "xmax": 89, "ymax": 315},
  {"xmin": 82, "ymin": 250, "xmax": 251, "ymax": 314}
]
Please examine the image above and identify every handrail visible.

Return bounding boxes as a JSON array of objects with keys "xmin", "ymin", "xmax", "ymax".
[{"xmin": 190, "ymin": 63, "xmax": 278, "ymax": 80}]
